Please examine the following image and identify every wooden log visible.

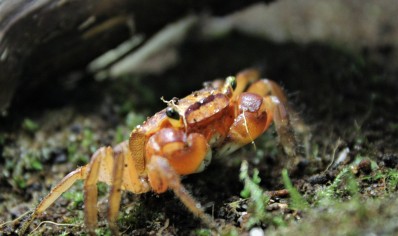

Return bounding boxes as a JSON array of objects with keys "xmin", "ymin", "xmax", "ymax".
[{"xmin": 0, "ymin": 0, "xmax": 265, "ymax": 114}]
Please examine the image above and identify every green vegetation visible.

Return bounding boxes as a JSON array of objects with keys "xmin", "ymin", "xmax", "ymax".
[
  {"xmin": 363, "ymin": 168, "xmax": 398, "ymax": 193},
  {"xmin": 22, "ymin": 118, "xmax": 39, "ymax": 133},
  {"xmin": 63, "ymin": 185, "xmax": 84, "ymax": 210},
  {"xmin": 238, "ymin": 161, "xmax": 311, "ymax": 230},
  {"xmin": 194, "ymin": 228, "xmax": 212, "ymax": 236},
  {"xmin": 0, "ymin": 132, "xmax": 5, "ymax": 145},
  {"xmin": 282, "ymin": 169, "xmax": 309, "ymax": 210},
  {"xmin": 125, "ymin": 112, "xmax": 146, "ymax": 130},
  {"xmin": 239, "ymin": 160, "xmax": 270, "ymax": 228},
  {"xmin": 94, "ymin": 228, "xmax": 112, "ymax": 236},
  {"xmin": 115, "ymin": 111, "xmax": 146, "ymax": 143}
]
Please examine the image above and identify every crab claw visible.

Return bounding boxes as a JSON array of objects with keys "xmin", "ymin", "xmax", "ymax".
[{"xmin": 146, "ymin": 128, "xmax": 211, "ymax": 178}]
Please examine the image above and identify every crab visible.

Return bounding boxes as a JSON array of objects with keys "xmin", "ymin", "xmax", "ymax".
[{"xmin": 19, "ymin": 69, "xmax": 297, "ymax": 235}]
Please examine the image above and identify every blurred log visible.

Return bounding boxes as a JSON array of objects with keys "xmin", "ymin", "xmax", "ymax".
[{"xmin": 0, "ymin": 0, "xmax": 266, "ymax": 114}]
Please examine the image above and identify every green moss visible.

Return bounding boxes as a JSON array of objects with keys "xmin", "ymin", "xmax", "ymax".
[
  {"xmin": 194, "ymin": 228, "xmax": 212, "ymax": 236},
  {"xmin": 267, "ymin": 195, "xmax": 398, "ymax": 236},
  {"xmin": 125, "ymin": 112, "xmax": 146, "ymax": 130},
  {"xmin": 221, "ymin": 227, "xmax": 240, "ymax": 236},
  {"xmin": 315, "ymin": 168, "xmax": 350, "ymax": 205},
  {"xmin": 67, "ymin": 142, "xmax": 89, "ymax": 165},
  {"xmin": 64, "ymin": 211, "xmax": 84, "ymax": 224},
  {"xmin": 117, "ymin": 201, "xmax": 162, "ymax": 231},
  {"xmin": 62, "ymin": 182, "xmax": 85, "ymax": 211},
  {"xmin": 114, "ymin": 111, "xmax": 146, "ymax": 143},
  {"xmin": 0, "ymin": 132, "xmax": 5, "ymax": 145},
  {"xmin": 22, "ymin": 118, "xmax": 39, "ymax": 133},
  {"xmin": 363, "ymin": 168, "xmax": 398, "ymax": 193},
  {"xmin": 26, "ymin": 153, "xmax": 43, "ymax": 171},
  {"xmin": 3, "ymin": 148, "xmax": 45, "ymax": 190},
  {"xmin": 386, "ymin": 169, "xmax": 398, "ymax": 192},
  {"xmin": 95, "ymin": 228, "xmax": 112, "ymax": 236},
  {"xmin": 114, "ymin": 126, "xmax": 125, "ymax": 144},
  {"xmin": 81, "ymin": 128, "xmax": 97, "ymax": 153}
]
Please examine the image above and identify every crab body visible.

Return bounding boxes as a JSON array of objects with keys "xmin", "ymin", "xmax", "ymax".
[{"xmin": 19, "ymin": 69, "xmax": 297, "ymax": 235}]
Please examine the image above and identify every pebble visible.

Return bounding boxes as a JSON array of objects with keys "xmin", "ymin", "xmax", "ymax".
[{"xmin": 250, "ymin": 227, "xmax": 264, "ymax": 236}]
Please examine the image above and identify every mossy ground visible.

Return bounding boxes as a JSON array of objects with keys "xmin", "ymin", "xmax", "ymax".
[{"xmin": 1, "ymin": 32, "xmax": 397, "ymax": 235}]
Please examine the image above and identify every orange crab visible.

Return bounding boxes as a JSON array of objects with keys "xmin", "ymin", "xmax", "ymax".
[{"xmin": 19, "ymin": 69, "xmax": 297, "ymax": 235}]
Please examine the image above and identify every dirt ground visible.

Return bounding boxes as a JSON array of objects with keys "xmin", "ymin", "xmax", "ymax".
[{"xmin": 1, "ymin": 28, "xmax": 398, "ymax": 236}]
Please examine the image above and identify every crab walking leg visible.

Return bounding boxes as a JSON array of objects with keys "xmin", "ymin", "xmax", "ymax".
[
  {"xmin": 18, "ymin": 166, "xmax": 87, "ymax": 235},
  {"xmin": 263, "ymin": 95, "xmax": 297, "ymax": 156},
  {"xmin": 84, "ymin": 147, "xmax": 106, "ymax": 234},
  {"xmin": 232, "ymin": 69, "xmax": 261, "ymax": 99},
  {"xmin": 147, "ymin": 155, "xmax": 215, "ymax": 228},
  {"xmin": 234, "ymin": 75, "xmax": 302, "ymax": 155},
  {"xmin": 19, "ymin": 141, "xmax": 141, "ymax": 235},
  {"xmin": 246, "ymin": 79, "xmax": 288, "ymax": 105},
  {"xmin": 107, "ymin": 145, "xmax": 125, "ymax": 235}
]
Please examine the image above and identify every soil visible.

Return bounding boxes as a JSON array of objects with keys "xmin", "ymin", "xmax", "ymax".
[{"xmin": 0, "ymin": 32, "xmax": 397, "ymax": 235}]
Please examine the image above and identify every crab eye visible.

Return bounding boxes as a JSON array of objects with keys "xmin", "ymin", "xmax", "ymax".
[
  {"xmin": 166, "ymin": 107, "xmax": 180, "ymax": 120},
  {"xmin": 226, "ymin": 76, "xmax": 237, "ymax": 90}
]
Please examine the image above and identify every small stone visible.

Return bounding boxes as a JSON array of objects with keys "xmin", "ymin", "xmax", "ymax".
[
  {"xmin": 358, "ymin": 159, "xmax": 372, "ymax": 174},
  {"xmin": 250, "ymin": 227, "xmax": 264, "ymax": 236}
]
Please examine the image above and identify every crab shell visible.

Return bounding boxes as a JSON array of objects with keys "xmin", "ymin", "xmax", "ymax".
[{"xmin": 133, "ymin": 83, "xmax": 237, "ymax": 176}]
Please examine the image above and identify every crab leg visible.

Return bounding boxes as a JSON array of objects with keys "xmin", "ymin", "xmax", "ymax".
[
  {"xmin": 218, "ymin": 92, "xmax": 296, "ymax": 157},
  {"xmin": 147, "ymin": 155, "xmax": 215, "ymax": 228},
  {"xmin": 263, "ymin": 95, "xmax": 297, "ymax": 156},
  {"xmin": 83, "ymin": 147, "xmax": 104, "ymax": 234},
  {"xmin": 246, "ymin": 79, "xmax": 289, "ymax": 105},
  {"xmin": 19, "ymin": 141, "xmax": 148, "ymax": 235},
  {"xmin": 239, "ymin": 75, "xmax": 305, "ymax": 153},
  {"xmin": 18, "ymin": 166, "xmax": 87, "ymax": 235},
  {"xmin": 232, "ymin": 69, "xmax": 261, "ymax": 99},
  {"xmin": 107, "ymin": 144, "xmax": 125, "ymax": 236}
]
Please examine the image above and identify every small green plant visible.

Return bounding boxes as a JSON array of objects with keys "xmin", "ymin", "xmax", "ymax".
[
  {"xmin": 282, "ymin": 169, "xmax": 309, "ymax": 210},
  {"xmin": 239, "ymin": 160, "xmax": 270, "ymax": 228},
  {"xmin": 13, "ymin": 175, "xmax": 27, "ymax": 189}
]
